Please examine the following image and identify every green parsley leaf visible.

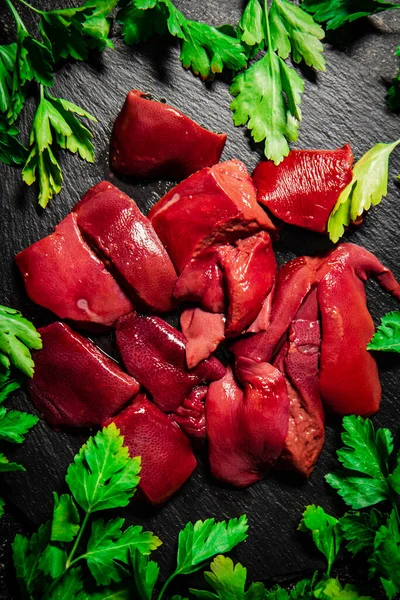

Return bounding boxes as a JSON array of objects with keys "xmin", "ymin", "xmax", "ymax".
[
  {"xmin": 22, "ymin": 91, "xmax": 96, "ymax": 208},
  {"xmin": 230, "ymin": 50, "xmax": 304, "ymax": 164},
  {"xmin": 0, "ymin": 452, "xmax": 25, "ymax": 472},
  {"xmin": 388, "ymin": 451, "xmax": 400, "ymax": 495},
  {"xmin": 65, "ymin": 423, "xmax": 141, "ymax": 514},
  {"xmin": 50, "ymin": 567, "xmax": 84, "ymax": 599},
  {"xmin": 327, "ymin": 139, "xmax": 400, "ymax": 243},
  {"xmin": 340, "ymin": 509, "xmax": 388, "ymax": 556},
  {"xmin": 369, "ymin": 510, "xmax": 400, "ymax": 600},
  {"xmin": 39, "ymin": 543, "xmax": 67, "ymax": 579},
  {"xmin": 238, "ymin": 0, "xmax": 265, "ymax": 47},
  {"xmin": 13, "ymin": 522, "xmax": 51, "ymax": 598},
  {"xmin": 76, "ymin": 584, "xmax": 131, "ymax": 599},
  {"xmin": 191, "ymin": 555, "xmax": 265, "ymax": 599},
  {"xmin": 0, "ymin": 406, "xmax": 38, "ymax": 444},
  {"xmin": 0, "ymin": 305, "xmax": 42, "ymax": 379},
  {"xmin": 0, "ymin": 497, "xmax": 5, "ymax": 518},
  {"xmin": 85, "ymin": 517, "xmax": 161, "ymax": 585},
  {"xmin": 0, "ymin": 378, "xmax": 21, "ymax": 404},
  {"xmin": 326, "ymin": 416, "xmax": 394, "ymax": 509},
  {"xmin": 0, "ymin": 120, "xmax": 28, "ymax": 167},
  {"xmin": 118, "ymin": 1, "xmax": 166, "ymax": 44},
  {"xmin": 301, "ymin": 0, "xmax": 400, "ymax": 30},
  {"xmin": 39, "ymin": 1, "xmax": 117, "ymax": 62},
  {"xmin": 8, "ymin": 28, "xmax": 54, "ymax": 123},
  {"xmin": 298, "ymin": 505, "xmax": 342, "ymax": 576},
  {"xmin": 130, "ymin": 548, "xmax": 160, "ymax": 600},
  {"xmin": 0, "ymin": 44, "xmax": 17, "ymax": 114},
  {"xmin": 368, "ymin": 311, "xmax": 400, "ymax": 353},
  {"xmin": 175, "ymin": 515, "xmax": 248, "ymax": 576},
  {"xmin": 313, "ymin": 578, "xmax": 374, "ymax": 599},
  {"xmin": 118, "ymin": 0, "xmax": 247, "ymax": 79},
  {"xmin": 51, "ymin": 493, "xmax": 80, "ymax": 543},
  {"xmin": 269, "ymin": 0, "xmax": 325, "ymax": 70}
]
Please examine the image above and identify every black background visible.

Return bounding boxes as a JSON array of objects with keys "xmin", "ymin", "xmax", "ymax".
[{"xmin": 1, "ymin": 1, "xmax": 400, "ymax": 598}]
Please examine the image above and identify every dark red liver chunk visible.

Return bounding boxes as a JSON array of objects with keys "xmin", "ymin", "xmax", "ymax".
[
  {"xmin": 110, "ymin": 90, "xmax": 227, "ymax": 180},
  {"xmin": 149, "ymin": 160, "xmax": 275, "ymax": 273},
  {"xmin": 317, "ymin": 243, "xmax": 400, "ymax": 416},
  {"xmin": 15, "ymin": 213, "xmax": 132, "ymax": 328},
  {"xmin": 116, "ymin": 313, "xmax": 225, "ymax": 412},
  {"xmin": 105, "ymin": 393, "xmax": 197, "ymax": 504},
  {"xmin": 206, "ymin": 360, "xmax": 289, "ymax": 488},
  {"xmin": 28, "ymin": 322, "xmax": 139, "ymax": 427},
  {"xmin": 74, "ymin": 181, "xmax": 177, "ymax": 313},
  {"xmin": 253, "ymin": 145, "xmax": 354, "ymax": 232}
]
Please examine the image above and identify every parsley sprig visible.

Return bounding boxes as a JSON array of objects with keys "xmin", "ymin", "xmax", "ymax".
[
  {"xmin": 0, "ymin": 0, "xmax": 115, "ymax": 207},
  {"xmin": 0, "ymin": 304, "xmax": 41, "ymax": 517},
  {"xmin": 117, "ymin": 0, "xmax": 248, "ymax": 80},
  {"xmin": 368, "ymin": 311, "xmax": 400, "ymax": 353},
  {"xmin": 231, "ymin": 0, "xmax": 325, "ymax": 164},
  {"xmin": 12, "ymin": 424, "xmax": 249, "ymax": 599},
  {"xmin": 327, "ymin": 139, "xmax": 400, "ymax": 243},
  {"xmin": 311, "ymin": 416, "xmax": 400, "ymax": 600},
  {"xmin": 301, "ymin": 0, "xmax": 400, "ymax": 31}
]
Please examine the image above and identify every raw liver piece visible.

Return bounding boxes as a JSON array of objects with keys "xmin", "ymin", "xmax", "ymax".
[
  {"xmin": 74, "ymin": 181, "xmax": 177, "ymax": 313},
  {"xmin": 174, "ymin": 249, "xmax": 225, "ymax": 313},
  {"xmin": 15, "ymin": 213, "xmax": 133, "ymax": 328},
  {"xmin": 206, "ymin": 360, "xmax": 289, "ymax": 487},
  {"xmin": 232, "ymin": 254, "xmax": 321, "ymax": 362},
  {"xmin": 317, "ymin": 243, "xmax": 400, "ymax": 416},
  {"xmin": 110, "ymin": 90, "xmax": 227, "ymax": 180},
  {"xmin": 28, "ymin": 322, "xmax": 139, "ymax": 427},
  {"xmin": 219, "ymin": 232, "xmax": 277, "ymax": 335},
  {"xmin": 170, "ymin": 386, "xmax": 207, "ymax": 440},
  {"xmin": 116, "ymin": 313, "xmax": 225, "ymax": 412},
  {"xmin": 274, "ymin": 289, "xmax": 324, "ymax": 477},
  {"xmin": 149, "ymin": 160, "xmax": 275, "ymax": 272},
  {"xmin": 253, "ymin": 145, "xmax": 354, "ymax": 232},
  {"xmin": 181, "ymin": 308, "xmax": 226, "ymax": 369},
  {"xmin": 105, "ymin": 393, "xmax": 197, "ymax": 504}
]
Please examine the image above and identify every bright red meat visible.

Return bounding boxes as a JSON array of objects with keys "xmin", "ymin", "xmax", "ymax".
[
  {"xmin": 149, "ymin": 160, "xmax": 275, "ymax": 272},
  {"xmin": 28, "ymin": 322, "xmax": 139, "ymax": 427},
  {"xmin": 105, "ymin": 393, "xmax": 197, "ymax": 504},
  {"xmin": 74, "ymin": 181, "xmax": 177, "ymax": 313},
  {"xmin": 110, "ymin": 90, "xmax": 227, "ymax": 180},
  {"xmin": 232, "ymin": 254, "xmax": 321, "ymax": 362},
  {"xmin": 116, "ymin": 313, "xmax": 225, "ymax": 412},
  {"xmin": 219, "ymin": 231, "xmax": 277, "ymax": 335},
  {"xmin": 15, "ymin": 213, "xmax": 132, "ymax": 327},
  {"xmin": 253, "ymin": 145, "xmax": 354, "ymax": 232},
  {"xmin": 206, "ymin": 360, "xmax": 289, "ymax": 487},
  {"xmin": 174, "ymin": 248, "xmax": 225, "ymax": 313},
  {"xmin": 317, "ymin": 243, "xmax": 400, "ymax": 416},
  {"xmin": 180, "ymin": 308, "xmax": 226, "ymax": 369},
  {"xmin": 273, "ymin": 289, "xmax": 324, "ymax": 477},
  {"xmin": 169, "ymin": 386, "xmax": 207, "ymax": 440}
]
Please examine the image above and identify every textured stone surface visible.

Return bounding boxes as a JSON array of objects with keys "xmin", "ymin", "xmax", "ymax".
[{"xmin": 0, "ymin": 1, "xmax": 400, "ymax": 597}]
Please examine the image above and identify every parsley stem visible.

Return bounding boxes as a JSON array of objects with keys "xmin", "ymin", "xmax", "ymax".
[
  {"xmin": 4, "ymin": 0, "xmax": 28, "ymax": 32},
  {"xmin": 65, "ymin": 510, "xmax": 91, "ymax": 569},
  {"xmin": 157, "ymin": 572, "xmax": 176, "ymax": 600},
  {"xmin": 16, "ymin": 0, "xmax": 44, "ymax": 14},
  {"xmin": 264, "ymin": 0, "xmax": 272, "ymax": 54},
  {"xmin": 41, "ymin": 510, "xmax": 91, "ymax": 599}
]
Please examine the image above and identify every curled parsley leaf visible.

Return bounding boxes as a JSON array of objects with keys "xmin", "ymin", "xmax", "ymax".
[
  {"xmin": 327, "ymin": 139, "xmax": 400, "ymax": 243},
  {"xmin": 301, "ymin": 0, "xmax": 400, "ymax": 31},
  {"xmin": 232, "ymin": 0, "xmax": 324, "ymax": 164},
  {"xmin": 117, "ymin": 0, "xmax": 248, "ymax": 80},
  {"xmin": 368, "ymin": 311, "xmax": 400, "ymax": 354}
]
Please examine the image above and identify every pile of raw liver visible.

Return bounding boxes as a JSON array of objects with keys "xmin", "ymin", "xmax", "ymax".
[{"xmin": 16, "ymin": 90, "xmax": 400, "ymax": 504}]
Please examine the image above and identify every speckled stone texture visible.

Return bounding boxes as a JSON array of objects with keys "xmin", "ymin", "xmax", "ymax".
[{"xmin": 0, "ymin": 1, "xmax": 400, "ymax": 598}]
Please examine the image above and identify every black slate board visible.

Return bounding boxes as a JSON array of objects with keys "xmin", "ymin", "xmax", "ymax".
[{"xmin": 1, "ymin": 1, "xmax": 400, "ymax": 597}]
